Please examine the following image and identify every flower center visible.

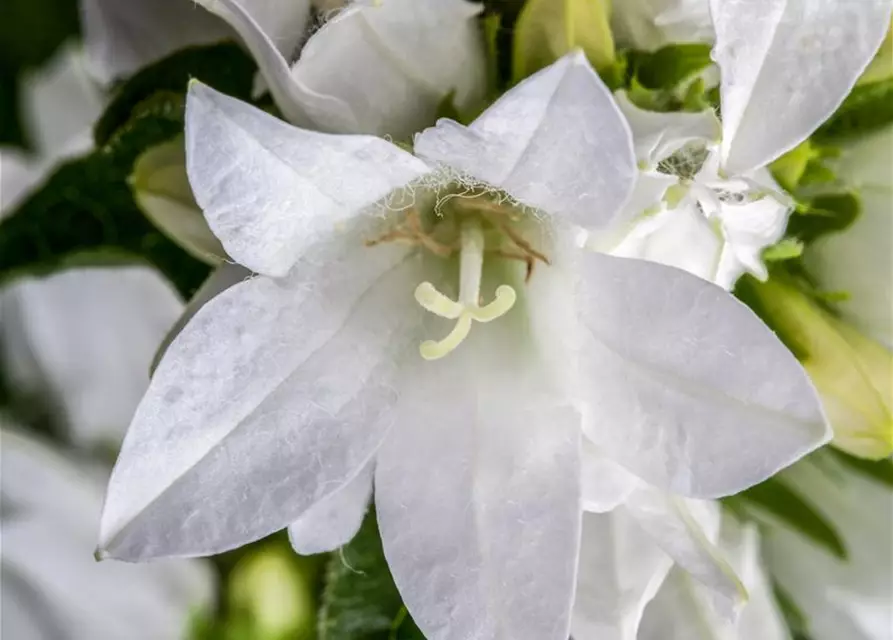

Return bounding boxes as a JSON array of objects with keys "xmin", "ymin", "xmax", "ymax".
[
  {"xmin": 366, "ymin": 195, "xmax": 549, "ymax": 361},
  {"xmin": 414, "ymin": 214, "xmax": 517, "ymax": 360}
]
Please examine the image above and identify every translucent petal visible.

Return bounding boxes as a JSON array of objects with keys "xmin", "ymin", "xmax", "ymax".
[
  {"xmin": 639, "ymin": 514, "xmax": 789, "ymax": 640},
  {"xmin": 287, "ymin": 461, "xmax": 373, "ymax": 555},
  {"xmin": 623, "ymin": 487, "xmax": 745, "ymax": 619},
  {"xmin": 150, "ymin": 263, "xmax": 252, "ymax": 375},
  {"xmin": 576, "ymin": 251, "xmax": 830, "ymax": 497},
  {"xmin": 710, "ymin": 0, "xmax": 893, "ymax": 173},
  {"xmin": 1, "ymin": 427, "xmax": 215, "ymax": 639},
  {"xmin": 291, "ymin": 0, "xmax": 487, "ymax": 137},
  {"xmin": 580, "ymin": 441, "xmax": 639, "ymax": 513},
  {"xmin": 192, "ymin": 0, "xmax": 329, "ymax": 128},
  {"xmin": 612, "ymin": 0, "xmax": 714, "ymax": 51},
  {"xmin": 606, "ymin": 200, "xmax": 726, "ymax": 286},
  {"xmin": 184, "ymin": 82, "xmax": 430, "ymax": 277},
  {"xmin": 414, "ymin": 52, "xmax": 636, "ymax": 228},
  {"xmin": 98, "ymin": 234, "xmax": 423, "ymax": 560},
  {"xmin": 615, "ymin": 91, "xmax": 720, "ymax": 166},
  {"xmin": 375, "ymin": 313, "xmax": 582, "ymax": 640},
  {"xmin": 571, "ymin": 510, "xmax": 673, "ymax": 640},
  {"xmin": 81, "ymin": 0, "xmax": 232, "ymax": 84},
  {"xmin": 0, "ymin": 266, "xmax": 183, "ymax": 448}
]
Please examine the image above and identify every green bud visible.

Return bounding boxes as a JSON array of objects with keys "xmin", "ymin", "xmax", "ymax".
[
  {"xmin": 228, "ymin": 545, "xmax": 316, "ymax": 640},
  {"xmin": 130, "ymin": 136, "xmax": 226, "ymax": 265},
  {"xmin": 513, "ymin": 0, "xmax": 616, "ymax": 83},
  {"xmin": 741, "ymin": 276, "xmax": 893, "ymax": 460}
]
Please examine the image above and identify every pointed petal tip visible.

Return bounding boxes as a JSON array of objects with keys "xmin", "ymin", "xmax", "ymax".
[
  {"xmin": 567, "ymin": 48, "xmax": 591, "ymax": 67},
  {"xmin": 93, "ymin": 546, "xmax": 107, "ymax": 562}
]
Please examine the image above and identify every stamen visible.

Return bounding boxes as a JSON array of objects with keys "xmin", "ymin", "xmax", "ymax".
[
  {"xmin": 467, "ymin": 285, "xmax": 516, "ymax": 322},
  {"xmin": 414, "ymin": 282, "xmax": 463, "ymax": 319},
  {"xmin": 420, "ymin": 314, "xmax": 473, "ymax": 361},
  {"xmin": 415, "ymin": 216, "xmax": 516, "ymax": 360}
]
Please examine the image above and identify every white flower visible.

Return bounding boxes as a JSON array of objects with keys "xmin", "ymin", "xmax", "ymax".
[
  {"xmin": 1, "ymin": 43, "xmax": 102, "ymax": 213},
  {"xmin": 804, "ymin": 125, "xmax": 893, "ymax": 349},
  {"xmin": 573, "ymin": 496, "xmax": 791, "ymax": 640},
  {"xmin": 571, "ymin": 478, "xmax": 747, "ymax": 639},
  {"xmin": 637, "ymin": 511, "xmax": 790, "ymax": 640},
  {"xmin": 710, "ymin": 0, "xmax": 893, "ymax": 175},
  {"xmin": 195, "ymin": 0, "xmax": 487, "ymax": 138},
  {"xmin": 98, "ymin": 53, "xmax": 828, "ymax": 640},
  {"xmin": 0, "ymin": 423, "xmax": 215, "ymax": 639},
  {"xmin": 611, "ymin": 0, "xmax": 714, "ymax": 51},
  {"xmin": 588, "ymin": 93, "xmax": 790, "ymax": 290},
  {"xmin": 0, "ymin": 267, "xmax": 184, "ymax": 448},
  {"xmin": 763, "ymin": 456, "xmax": 893, "ymax": 640},
  {"xmin": 80, "ymin": 0, "xmax": 310, "ymax": 86},
  {"xmin": 588, "ymin": 0, "xmax": 893, "ymax": 292}
]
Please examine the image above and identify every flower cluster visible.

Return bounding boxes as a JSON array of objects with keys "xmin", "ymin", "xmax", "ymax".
[{"xmin": 0, "ymin": 0, "xmax": 891, "ymax": 638}]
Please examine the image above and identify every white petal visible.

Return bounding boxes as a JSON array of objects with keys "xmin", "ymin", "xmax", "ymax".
[
  {"xmin": 714, "ymin": 195, "xmax": 790, "ymax": 289},
  {"xmin": 287, "ymin": 461, "xmax": 373, "ymax": 555},
  {"xmin": 375, "ymin": 319, "xmax": 582, "ymax": 640},
  {"xmin": 720, "ymin": 516, "xmax": 791, "ymax": 640},
  {"xmin": 638, "ymin": 568, "xmax": 733, "ymax": 639},
  {"xmin": 580, "ymin": 441, "xmax": 639, "ymax": 513},
  {"xmin": 607, "ymin": 199, "xmax": 726, "ymax": 286},
  {"xmin": 623, "ymin": 487, "xmax": 745, "ymax": 619},
  {"xmin": 764, "ymin": 457, "xmax": 893, "ymax": 640},
  {"xmin": 98, "ymin": 232, "xmax": 424, "ymax": 560},
  {"xmin": 131, "ymin": 137, "xmax": 227, "ymax": 264},
  {"xmin": 576, "ymin": 250, "xmax": 830, "ymax": 497},
  {"xmin": 0, "ymin": 266, "xmax": 183, "ymax": 448},
  {"xmin": 612, "ymin": 0, "xmax": 715, "ymax": 51},
  {"xmin": 290, "ymin": 0, "xmax": 487, "ymax": 137},
  {"xmin": 192, "ymin": 0, "xmax": 324, "ymax": 127},
  {"xmin": 615, "ymin": 91, "xmax": 720, "ymax": 166},
  {"xmin": 1, "ymin": 427, "xmax": 215, "ymax": 640},
  {"xmin": 710, "ymin": 0, "xmax": 893, "ymax": 173},
  {"xmin": 414, "ymin": 52, "xmax": 636, "ymax": 228},
  {"xmin": 20, "ymin": 43, "xmax": 103, "ymax": 156},
  {"xmin": 196, "ymin": 0, "xmax": 486, "ymax": 137},
  {"xmin": 80, "ymin": 0, "xmax": 232, "ymax": 85},
  {"xmin": 150, "ymin": 262, "xmax": 252, "ymax": 374},
  {"xmin": 184, "ymin": 82, "xmax": 430, "ymax": 277},
  {"xmin": 639, "ymin": 513, "xmax": 789, "ymax": 640},
  {"xmin": 571, "ymin": 510, "xmax": 673, "ymax": 640}
]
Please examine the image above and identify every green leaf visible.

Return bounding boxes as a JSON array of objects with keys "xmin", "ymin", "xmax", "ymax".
[
  {"xmin": 0, "ymin": 42, "xmax": 258, "ymax": 297},
  {"xmin": 627, "ymin": 43, "xmax": 713, "ymax": 91},
  {"xmin": 723, "ymin": 477, "xmax": 847, "ymax": 559},
  {"xmin": 94, "ymin": 42, "xmax": 257, "ymax": 147},
  {"xmin": 512, "ymin": 0, "xmax": 615, "ymax": 83},
  {"xmin": 318, "ymin": 510, "xmax": 422, "ymax": 640},
  {"xmin": 771, "ymin": 141, "xmax": 821, "ymax": 192},
  {"xmin": 829, "ymin": 448, "xmax": 893, "ymax": 488},
  {"xmin": 815, "ymin": 78, "xmax": 893, "ymax": 142},
  {"xmin": 762, "ymin": 238, "xmax": 804, "ymax": 262},
  {"xmin": 772, "ymin": 581, "xmax": 813, "ymax": 639},
  {"xmin": 0, "ymin": 151, "xmax": 210, "ymax": 298},
  {"xmin": 786, "ymin": 193, "xmax": 862, "ymax": 244}
]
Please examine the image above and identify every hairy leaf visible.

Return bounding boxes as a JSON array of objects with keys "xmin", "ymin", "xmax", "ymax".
[{"xmin": 318, "ymin": 510, "xmax": 422, "ymax": 640}]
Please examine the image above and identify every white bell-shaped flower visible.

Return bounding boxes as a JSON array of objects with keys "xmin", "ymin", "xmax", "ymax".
[{"xmin": 98, "ymin": 53, "xmax": 828, "ymax": 640}]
